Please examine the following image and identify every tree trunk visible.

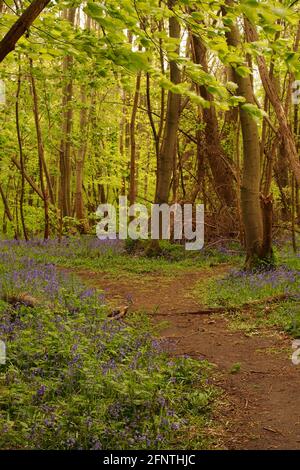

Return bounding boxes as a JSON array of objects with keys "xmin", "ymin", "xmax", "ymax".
[
  {"xmin": 29, "ymin": 59, "xmax": 50, "ymax": 240},
  {"xmin": 245, "ymin": 19, "xmax": 300, "ymax": 186},
  {"xmin": 0, "ymin": 182, "xmax": 13, "ymax": 223},
  {"xmin": 129, "ymin": 72, "xmax": 141, "ymax": 207},
  {"xmin": 224, "ymin": 4, "xmax": 267, "ymax": 269},
  {"xmin": 59, "ymin": 8, "xmax": 76, "ymax": 217},
  {"xmin": 11, "ymin": 157, "xmax": 43, "ymax": 200},
  {"xmin": 155, "ymin": 0, "xmax": 181, "ymax": 205},
  {"xmin": 191, "ymin": 34, "xmax": 236, "ymax": 210},
  {"xmin": 144, "ymin": 0, "xmax": 181, "ymax": 255},
  {"xmin": 75, "ymin": 86, "xmax": 89, "ymax": 230},
  {"xmin": 15, "ymin": 60, "xmax": 28, "ymax": 241}
]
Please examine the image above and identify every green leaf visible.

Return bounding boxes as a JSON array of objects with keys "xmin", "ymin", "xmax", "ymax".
[
  {"xmin": 241, "ymin": 103, "xmax": 267, "ymax": 120},
  {"xmin": 235, "ymin": 65, "xmax": 251, "ymax": 77}
]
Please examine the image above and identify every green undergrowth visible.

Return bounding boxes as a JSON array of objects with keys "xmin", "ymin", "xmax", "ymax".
[
  {"xmin": 227, "ymin": 301, "xmax": 300, "ymax": 338},
  {"xmin": 0, "ymin": 237, "xmax": 241, "ymax": 276},
  {"xmin": 194, "ymin": 247, "xmax": 300, "ymax": 338},
  {"xmin": 0, "ymin": 244, "xmax": 218, "ymax": 450}
]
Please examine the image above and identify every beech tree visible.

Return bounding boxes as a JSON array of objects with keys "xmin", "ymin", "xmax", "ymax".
[{"xmin": 0, "ymin": 0, "xmax": 299, "ymax": 269}]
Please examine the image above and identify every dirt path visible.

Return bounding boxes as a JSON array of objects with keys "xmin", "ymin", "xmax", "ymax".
[{"xmin": 67, "ymin": 266, "xmax": 300, "ymax": 450}]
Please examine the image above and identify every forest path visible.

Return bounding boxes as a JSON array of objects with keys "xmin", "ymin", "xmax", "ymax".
[{"xmin": 66, "ymin": 265, "xmax": 300, "ymax": 450}]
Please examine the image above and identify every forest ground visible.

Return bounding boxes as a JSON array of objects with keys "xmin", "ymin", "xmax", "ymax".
[
  {"xmin": 65, "ymin": 263, "xmax": 300, "ymax": 450},
  {"xmin": 1, "ymin": 238, "xmax": 300, "ymax": 449}
]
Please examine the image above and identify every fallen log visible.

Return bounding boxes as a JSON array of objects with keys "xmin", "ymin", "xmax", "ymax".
[{"xmin": 1, "ymin": 293, "xmax": 40, "ymax": 308}]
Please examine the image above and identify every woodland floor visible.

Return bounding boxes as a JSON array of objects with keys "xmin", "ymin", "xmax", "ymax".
[{"xmin": 64, "ymin": 265, "xmax": 300, "ymax": 450}]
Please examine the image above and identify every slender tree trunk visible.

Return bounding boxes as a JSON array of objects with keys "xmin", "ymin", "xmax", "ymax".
[
  {"xmin": 75, "ymin": 86, "xmax": 90, "ymax": 232},
  {"xmin": 75, "ymin": 14, "xmax": 91, "ymax": 231},
  {"xmin": 291, "ymin": 176, "xmax": 297, "ymax": 253},
  {"xmin": 11, "ymin": 157, "xmax": 44, "ymax": 200},
  {"xmin": 245, "ymin": 20, "xmax": 300, "ymax": 186},
  {"xmin": 27, "ymin": 64, "xmax": 55, "ymax": 206},
  {"xmin": 120, "ymin": 90, "xmax": 127, "ymax": 196},
  {"xmin": 15, "ymin": 60, "xmax": 28, "ymax": 241},
  {"xmin": 155, "ymin": 0, "xmax": 181, "ymax": 205},
  {"xmin": 224, "ymin": 4, "xmax": 268, "ymax": 269},
  {"xmin": 144, "ymin": 0, "xmax": 181, "ymax": 255},
  {"xmin": 146, "ymin": 72, "xmax": 160, "ymax": 162},
  {"xmin": 191, "ymin": 33, "xmax": 236, "ymax": 209},
  {"xmin": 0, "ymin": 182, "xmax": 13, "ymax": 223},
  {"xmin": 129, "ymin": 72, "xmax": 141, "ymax": 207},
  {"xmin": 29, "ymin": 59, "xmax": 50, "ymax": 240},
  {"xmin": 294, "ymin": 84, "xmax": 300, "ymax": 222},
  {"xmin": 59, "ymin": 8, "xmax": 76, "ymax": 217}
]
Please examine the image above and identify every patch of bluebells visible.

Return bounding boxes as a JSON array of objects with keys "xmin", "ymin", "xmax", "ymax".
[
  {"xmin": 0, "ymin": 245, "xmax": 214, "ymax": 450},
  {"xmin": 0, "ymin": 248, "xmax": 106, "ymax": 311},
  {"xmin": 229, "ymin": 265, "xmax": 300, "ymax": 295},
  {"xmin": 208, "ymin": 264, "xmax": 300, "ymax": 307},
  {"xmin": 0, "ymin": 236, "xmax": 124, "ymax": 261}
]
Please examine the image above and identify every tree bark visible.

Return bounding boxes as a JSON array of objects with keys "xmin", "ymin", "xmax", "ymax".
[
  {"xmin": 223, "ymin": 4, "xmax": 267, "ymax": 269},
  {"xmin": 15, "ymin": 60, "xmax": 28, "ymax": 241},
  {"xmin": 191, "ymin": 34, "xmax": 236, "ymax": 209},
  {"xmin": 59, "ymin": 7, "xmax": 76, "ymax": 218},
  {"xmin": 245, "ymin": 19, "xmax": 300, "ymax": 186},
  {"xmin": 0, "ymin": 182, "xmax": 13, "ymax": 223},
  {"xmin": 155, "ymin": 0, "xmax": 181, "ymax": 205},
  {"xmin": 129, "ymin": 72, "xmax": 141, "ymax": 207},
  {"xmin": 11, "ymin": 157, "xmax": 43, "ymax": 200},
  {"xmin": 29, "ymin": 59, "xmax": 50, "ymax": 240},
  {"xmin": 75, "ymin": 86, "xmax": 90, "ymax": 231}
]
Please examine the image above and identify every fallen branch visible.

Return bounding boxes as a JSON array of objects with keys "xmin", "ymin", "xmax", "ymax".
[
  {"xmin": 154, "ymin": 293, "xmax": 292, "ymax": 316},
  {"xmin": 263, "ymin": 426, "xmax": 283, "ymax": 436},
  {"xmin": 0, "ymin": 0, "xmax": 51, "ymax": 63}
]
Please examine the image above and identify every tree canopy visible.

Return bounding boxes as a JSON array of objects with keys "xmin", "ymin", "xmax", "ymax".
[{"xmin": 0, "ymin": 0, "xmax": 300, "ymax": 267}]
